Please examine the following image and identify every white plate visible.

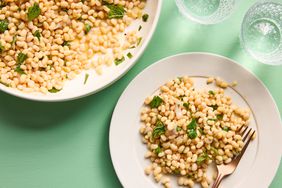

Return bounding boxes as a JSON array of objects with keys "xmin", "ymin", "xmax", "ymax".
[
  {"xmin": 110, "ymin": 53, "xmax": 282, "ymax": 188},
  {"xmin": 0, "ymin": 1, "xmax": 162, "ymax": 102}
]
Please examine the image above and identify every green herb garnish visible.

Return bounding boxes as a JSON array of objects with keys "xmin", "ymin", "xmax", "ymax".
[
  {"xmin": 0, "ymin": 1, "xmax": 7, "ymax": 9},
  {"xmin": 183, "ymin": 102, "xmax": 189, "ymax": 110},
  {"xmin": 15, "ymin": 52, "xmax": 27, "ymax": 74},
  {"xmin": 127, "ymin": 52, "xmax": 133, "ymax": 59},
  {"xmin": 188, "ymin": 129, "xmax": 197, "ymax": 139},
  {"xmin": 208, "ymin": 90, "xmax": 215, "ymax": 95},
  {"xmin": 216, "ymin": 114, "xmax": 223, "ymax": 120},
  {"xmin": 138, "ymin": 25, "xmax": 142, "ymax": 31},
  {"xmin": 222, "ymin": 126, "xmax": 230, "ymax": 132},
  {"xmin": 207, "ymin": 118, "xmax": 217, "ymax": 121},
  {"xmin": 48, "ymin": 87, "xmax": 61, "ymax": 93},
  {"xmin": 17, "ymin": 53, "xmax": 27, "ymax": 65},
  {"xmin": 62, "ymin": 41, "xmax": 70, "ymax": 47},
  {"xmin": 210, "ymin": 146, "xmax": 218, "ymax": 155},
  {"xmin": 152, "ymin": 120, "xmax": 165, "ymax": 138},
  {"xmin": 196, "ymin": 153, "xmax": 209, "ymax": 165},
  {"xmin": 114, "ymin": 56, "xmax": 125, "ymax": 65},
  {"xmin": 198, "ymin": 127, "xmax": 205, "ymax": 135},
  {"xmin": 106, "ymin": 4, "xmax": 126, "ymax": 19},
  {"xmin": 173, "ymin": 169, "xmax": 180, "ymax": 175},
  {"xmin": 187, "ymin": 118, "xmax": 198, "ymax": 139},
  {"xmin": 15, "ymin": 67, "xmax": 25, "ymax": 74},
  {"xmin": 176, "ymin": 126, "xmax": 182, "ymax": 132},
  {"xmin": 154, "ymin": 146, "xmax": 162, "ymax": 154},
  {"xmin": 85, "ymin": 23, "xmax": 91, "ymax": 34},
  {"xmin": 0, "ymin": 20, "xmax": 8, "ymax": 33},
  {"xmin": 0, "ymin": 42, "xmax": 4, "ymax": 53},
  {"xmin": 178, "ymin": 95, "xmax": 185, "ymax": 101},
  {"xmin": 209, "ymin": 104, "xmax": 218, "ymax": 110},
  {"xmin": 187, "ymin": 118, "xmax": 197, "ymax": 130},
  {"xmin": 11, "ymin": 35, "xmax": 17, "ymax": 46},
  {"xmin": 187, "ymin": 174, "xmax": 193, "ymax": 178},
  {"xmin": 149, "ymin": 96, "xmax": 163, "ymax": 108},
  {"xmin": 33, "ymin": 30, "xmax": 41, "ymax": 41},
  {"xmin": 61, "ymin": 7, "xmax": 68, "ymax": 12},
  {"xmin": 27, "ymin": 3, "xmax": 41, "ymax": 21},
  {"xmin": 142, "ymin": 13, "xmax": 149, "ymax": 22},
  {"xmin": 84, "ymin": 73, "xmax": 89, "ymax": 85}
]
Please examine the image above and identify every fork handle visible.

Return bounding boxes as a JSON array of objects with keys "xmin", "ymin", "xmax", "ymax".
[{"xmin": 212, "ymin": 173, "xmax": 225, "ymax": 188}]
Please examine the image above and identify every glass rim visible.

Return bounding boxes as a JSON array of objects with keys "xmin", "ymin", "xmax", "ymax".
[
  {"xmin": 175, "ymin": 0, "xmax": 239, "ymax": 25},
  {"xmin": 240, "ymin": 0, "xmax": 282, "ymax": 65}
]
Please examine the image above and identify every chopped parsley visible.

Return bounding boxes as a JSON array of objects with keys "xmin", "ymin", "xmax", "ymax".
[
  {"xmin": 0, "ymin": 1, "xmax": 7, "ymax": 9},
  {"xmin": 222, "ymin": 126, "xmax": 230, "ymax": 132},
  {"xmin": 62, "ymin": 41, "xmax": 70, "ymax": 47},
  {"xmin": 48, "ymin": 87, "xmax": 61, "ymax": 93},
  {"xmin": 209, "ymin": 104, "xmax": 218, "ymax": 110},
  {"xmin": 173, "ymin": 169, "xmax": 180, "ymax": 175},
  {"xmin": 11, "ymin": 35, "xmax": 17, "ymax": 46},
  {"xmin": 17, "ymin": 53, "xmax": 28, "ymax": 64},
  {"xmin": 207, "ymin": 118, "xmax": 217, "ymax": 121},
  {"xmin": 187, "ymin": 118, "xmax": 198, "ymax": 139},
  {"xmin": 187, "ymin": 118, "xmax": 197, "ymax": 130},
  {"xmin": 196, "ymin": 153, "xmax": 210, "ymax": 165},
  {"xmin": 183, "ymin": 102, "xmax": 189, "ymax": 110},
  {"xmin": 152, "ymin": 120, "xmax": 165, "ymax": 138},
  {"xmin": 0, "ymin": 20, "xmax": 8, "ymax": 33},
  {"xmin": 106, "ymin": 4, "xmax": 126, "ymax": 19},
  {"xmin": 149, "ymin": 96, "xmax": 163, "ymax": 108},
  {"xmin": 210, "ymin": 146, "xmax": 218, "ymax": 155},
  {"xmin": 208, "ymin": 90, "xmax": 215, "ymax": 95},
  {"xmin": 33, "ymin": 30, "xmax": 41, "ymax": 41},
  {"xmin": 27, "ymin": 3, "xmax": 41, "ymax": 21},
  {"xmin": 85, "ymin": 23, "xmax": 91, "ymax": 34},
  {"xmin": 216, "ymin": 114, "xmax": 223, "ymax": 120},
  {"xmin": 114, "ymin": 56, "xmax": 125, "ymax": 65},
  {"xmin": 15, "ymin": 53, "xmax": 27, "ymax": 74},
  {"xmin": 154, "ymin": 146, "xmax": 162, "ymax": 154},
  {"xmin": 0, "ymin": 42, "xmax": 4, "ymax": 53},
  {"xmin": 84, "ymin": 73, "xmax": 89, "ymax": 85},
  {"xmin": 138, "ymin": 25, "xmax": 142, "ymax": 31},
  {"xmin": 142, "ymin": 13, "xmax": 149, "ymax": 22},
  {"xmin": 127, "ymin": 52, "xmax": 133, "ymax": 59},
  {"xmin": 198, "ymin": 127, "xmax": 205, "ymax": 135},
  {"xmin": 61, "ymin": 7, "xmax": 69, "ymax": 12},
  {"xmin": 188, "ymin": 129, "xmax": 197, "ymax": 139},
  {"xmin": 176, "ymin": 126, "xmax": 182, "ymax": 132}
]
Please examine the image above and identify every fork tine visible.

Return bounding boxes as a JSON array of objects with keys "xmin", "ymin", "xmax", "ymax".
[
  {"xmin": 237, "ymin": 125, "xmax": 245, "ymax": 132},
  {"xmin": 236, "ymin": 125, "xmax": 244, "ymax": 133},
  {"xmin": 240, "ymin": 126, "xmax": 249, "ymax": 137},
  {"xmin": 242, "ymin": 127, "xmax": 252, "ymax": 141},
  {"xmin": 233, "ymin": 129, "xmax": 256, "ymax": 164}
]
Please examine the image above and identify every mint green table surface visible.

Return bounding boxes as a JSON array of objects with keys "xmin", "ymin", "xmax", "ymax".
[{"xmin": 0, "ymin": 1, "xmax": 281, "ymax": 188}]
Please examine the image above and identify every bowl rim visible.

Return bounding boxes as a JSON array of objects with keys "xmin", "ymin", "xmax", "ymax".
[{"xmin": 0, "ymin": 0, "xmax": 163, "ymax": 102}]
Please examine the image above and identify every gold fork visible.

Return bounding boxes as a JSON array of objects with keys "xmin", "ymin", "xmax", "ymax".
[{"xmin": 212, "ymin": 126, "xmax": 256, "ymax": 188}]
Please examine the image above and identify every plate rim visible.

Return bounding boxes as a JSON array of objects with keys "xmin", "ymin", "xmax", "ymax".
[
  {"xmin": 0, "ymin": 0, "xmax": 163, "ymax": 102},
  {"xmin": 109, "ymin": 52, "xmax": 282, "ymax": 188}
]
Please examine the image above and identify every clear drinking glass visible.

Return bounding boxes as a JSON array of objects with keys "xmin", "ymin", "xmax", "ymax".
[
  {"xmin": 175, "ymin": 0, "xmax": 239, "ymax": 24},
  {"xmin": 241, "ymin": 0, "xmax": 282, "ymax": 65}
]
